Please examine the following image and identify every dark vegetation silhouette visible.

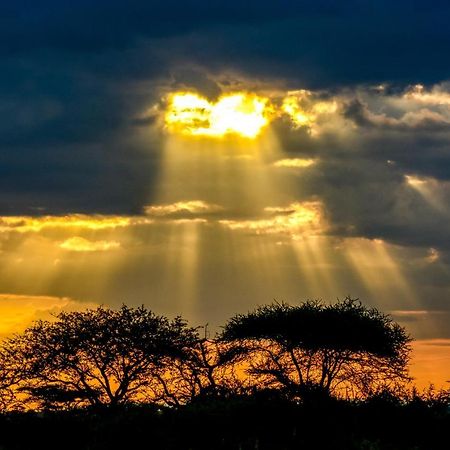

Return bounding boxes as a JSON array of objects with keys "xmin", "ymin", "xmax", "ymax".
[
  {"xmin": 2, "ymin": 306, "xmax": 198, "ymax": 408},
  {"xmin": 0, "ymin": 297, "xmax": 447, "ymax": 449},
  {"xmin": 221, "ymin": 299, "xmax": 412, "ymax": 399}
]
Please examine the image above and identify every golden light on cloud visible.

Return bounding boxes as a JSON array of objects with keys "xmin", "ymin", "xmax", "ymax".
[
  {"xmin": 220, "ymin": 201, "xmax": 324, "ymax": 238},
  {"xmin": 426, "ymin": 247, "xmax": 440, "ymax": 263},
  {"xmin": 165, "ymin": 92, "xmax": 270, "ymax": 138},
  {"xmin": 282, "ymin": 94, "xmax": 313, "ymax": 127},
  {"xmin": 0, "ymin": 215, "xmax": 136, "ymax": 233},
  {"xmin": 404, "ymin": 84, "xmax": 450, "ymax": 106},
  {"xmin": 59, "ymin": 237, "xmax": 121, "ymax": 252},
  {"xmin": 144, "ymin": 200, "xmax": 222, "ymax": 216},
  {"xmin": 273, "ymin": 158, "xmax": 316, "ymax": 168},
  {"xmin": 405, "ymin": 174, "xmax": 427, "ymax": 187},
  {"xmin": 282, "ymin": 90, "xmax": 338, "ymax": 134}
]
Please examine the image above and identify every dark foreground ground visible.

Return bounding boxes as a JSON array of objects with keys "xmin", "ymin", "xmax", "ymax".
[{"xmin": 0, "ymin": 394, "xmax": 448, "ymax": 450}]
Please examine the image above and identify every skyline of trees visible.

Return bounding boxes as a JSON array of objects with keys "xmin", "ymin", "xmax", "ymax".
[{"xmin": 0, "ymin": 297, "xmax": 425, "ymax": 411}]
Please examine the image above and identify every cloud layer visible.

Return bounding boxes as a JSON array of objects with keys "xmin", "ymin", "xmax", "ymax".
[{"xmin": 1, "ymin": 1, "xmax": 450, "ymax": 384}]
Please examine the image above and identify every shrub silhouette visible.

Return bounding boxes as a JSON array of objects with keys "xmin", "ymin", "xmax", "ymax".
[
  {"xmin": 220, "ymin": 297, "xmax": 412, "ymax": 399},
  {"xmin": 3, "ymin": 305, "xmax": 197, "ymax": 408}
]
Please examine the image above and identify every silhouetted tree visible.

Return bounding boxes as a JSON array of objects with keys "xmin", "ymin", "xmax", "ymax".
[
  {"xmin": 220, "ymin": 297, "xmax": 412, "ymax": 400},
  {"xmin": 0, "ymin": 349, "xmax": 23, "ymax": 410},
  {"xmin": 161, "ymin": 327, "xmax": 249, "ymax": 404},
  {"xmin": 3, "ymin": 305, "xmax": 197, "ymax": 409}
]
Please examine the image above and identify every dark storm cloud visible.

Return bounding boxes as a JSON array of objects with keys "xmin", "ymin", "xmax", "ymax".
[
  {"xmin": 1, "ymin": 1, "xmax": 373, "ymax": 53},
  {"xmin": 273, "ymin": 148, "xmax": 450, "ymax": 251},
  {"xmin": 269, "ymin": 85, "xmax": 450, "ymax": 252},
  {"xmin": 343, "ymin": 99, "xmax": 450, "ymax": 131},
  {"xmin": 2, "ymin": 0, "xmax": 450, "ymax": 225},
  {"xmin": 5, "ymin": 1, "xmax": 450, "ymax": 83}
]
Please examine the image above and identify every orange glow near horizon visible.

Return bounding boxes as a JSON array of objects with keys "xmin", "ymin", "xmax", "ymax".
[
  {"xmin": 410, "ymin": 340, "xmax": 450, "ymax": 390},
  {"xmin": 0, "ymin": 294, "xmax": 98, "ymax": 337}
]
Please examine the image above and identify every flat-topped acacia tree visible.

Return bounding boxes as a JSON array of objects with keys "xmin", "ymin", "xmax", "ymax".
[
  {"xmin": 3, "ymin": 305, "xmax": 197, "ymax": 409},
  {"xmin": 220, "ymin": 297, "xmax": 412, "ymax": 399}
]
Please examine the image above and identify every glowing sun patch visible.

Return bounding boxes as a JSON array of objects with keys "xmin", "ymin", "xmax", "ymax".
[{"xmin": 165, "ymin": 92, "xmax": 270, "ymax": 138}]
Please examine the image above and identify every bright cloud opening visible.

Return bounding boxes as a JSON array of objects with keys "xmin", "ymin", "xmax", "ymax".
[{"xmin": 165, "ymin": 92, "xmax": 270, "ymax": 138}]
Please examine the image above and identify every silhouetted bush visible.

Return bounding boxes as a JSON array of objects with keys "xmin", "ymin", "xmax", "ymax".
[
  {"xmin": 220, "ymin": 297, "xmax": 412, "ymax": 399},
  {"xmin": 0, "ymin": 391, "xmax": 447, "ymax": 449},
  {"xmin": 2, "ymin": 305, "xmax": 197, "ymax": 408}
]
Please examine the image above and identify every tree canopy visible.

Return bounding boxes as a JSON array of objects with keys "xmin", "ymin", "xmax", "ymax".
[
  {"xmin": 220, "ymin": 297, "xmax": 412, "ymax": 398},
  {"xmin": 3, "ymin": 305, "xmax": 197, "ymax": 408}
]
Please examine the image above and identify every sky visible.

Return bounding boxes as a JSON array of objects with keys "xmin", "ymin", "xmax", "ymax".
[{"xmin": 1, "ymin": 0, "xmax": 450, "ymax": 388}]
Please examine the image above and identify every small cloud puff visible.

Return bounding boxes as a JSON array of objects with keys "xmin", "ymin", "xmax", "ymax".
[
  {"xmin": 59, "ymin": 236, "xmax": 121, "ymax": 252},
  {"xmin": 273, "ymin": 158, "xmax": 316, "ymax": 168},
  {"xmin": 144, "ymin": 200, "xmax": 223, "ymax": 217}
]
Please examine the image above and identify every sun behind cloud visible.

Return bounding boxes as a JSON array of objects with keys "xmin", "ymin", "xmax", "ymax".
[{"xmin": 164, "ymin": 92, "xmax": 270, "ymax": 138}]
